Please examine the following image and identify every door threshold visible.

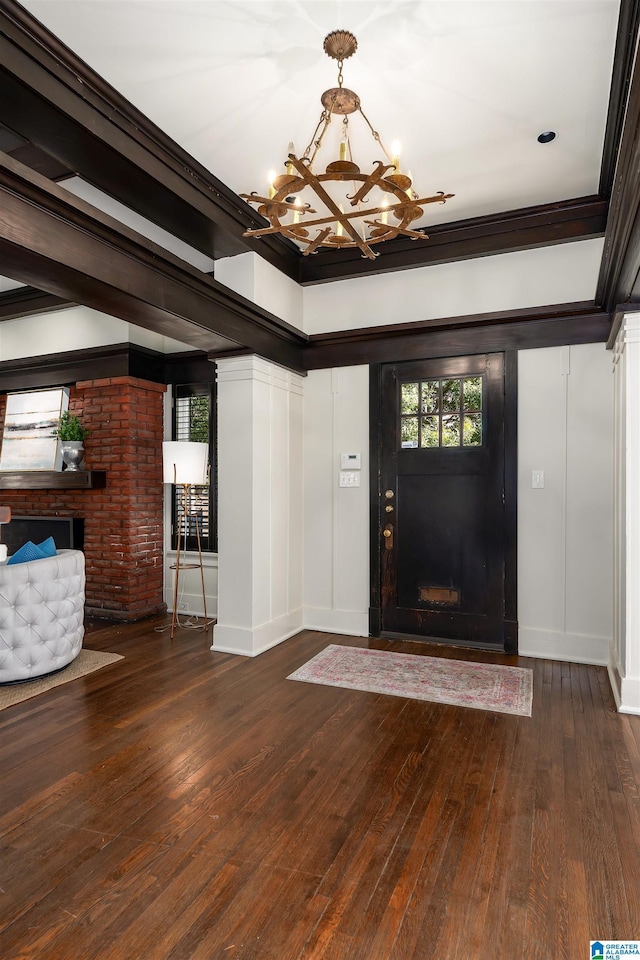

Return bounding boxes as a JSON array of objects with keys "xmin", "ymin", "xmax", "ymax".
[{"xmin": 379, "ymin": 630, "xmax": 505, "ymax": 653}]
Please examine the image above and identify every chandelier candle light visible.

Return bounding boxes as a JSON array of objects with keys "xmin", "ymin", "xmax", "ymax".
[{"xmin": 241, "ymin": 30, "xmax": 454, "ymax": 259}]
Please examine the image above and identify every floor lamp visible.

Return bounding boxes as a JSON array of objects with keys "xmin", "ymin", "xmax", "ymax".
[{"xmin": 163, "ymin": 440, "xmax": 210, "ymax": 641}]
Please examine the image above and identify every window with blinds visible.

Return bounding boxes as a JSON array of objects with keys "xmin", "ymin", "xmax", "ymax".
[{"xmin": 172, "ymin": 383, "xmax": 216, "ymax": 552}]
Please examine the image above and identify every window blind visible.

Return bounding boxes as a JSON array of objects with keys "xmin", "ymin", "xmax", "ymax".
[{"xmin": 172, "ymin": 383, "xmax": 216, "ymax": 552}]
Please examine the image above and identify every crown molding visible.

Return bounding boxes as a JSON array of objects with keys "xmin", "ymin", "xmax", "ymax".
[
  {"xmin": 599, "ymin": 0, "xmax": 640, "ymax": 199},
  {"xmin": 596, "ymin": 0, "xmax": 640, "ymax": 310},
  {"xmin": 298, "ymin": 197, "xmax": 608, "ymax": 284},
  {"xmin": 305, "ymin": 301, "xmax": 612, "ymax": 368}
]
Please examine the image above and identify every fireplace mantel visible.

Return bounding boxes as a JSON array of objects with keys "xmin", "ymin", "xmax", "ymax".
[{"xmin": 0, "ymin": 471, "xmax": 106, "ymax": 490}]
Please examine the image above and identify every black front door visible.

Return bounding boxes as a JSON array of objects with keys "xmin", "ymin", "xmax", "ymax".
[{"xmin": 371, "ymin": 353, "xmax": 516, "ymax": 651}]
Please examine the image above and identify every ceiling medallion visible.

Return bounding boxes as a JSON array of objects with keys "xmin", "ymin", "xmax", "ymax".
[{"xmin": 240, "ymin": 30, "xmax": 454, "ymax": 260}]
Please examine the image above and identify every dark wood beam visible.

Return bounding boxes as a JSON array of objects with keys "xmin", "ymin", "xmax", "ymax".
[
  {"xmin": 596, "ymin": 0, "xmax": 640, "ymax": 313},
  {"xmin": 6, "ymin": 142, "xmax": 74, "ymax": 181},
  {"xmin": 0, "ymin": 0, "xmax": 299, "ymax": 278},
  {"xmin": 0, "ymin": 152, "xmax": 307, "ymax": 372},
  {"xmin": 298, "ymin": 197, "xmax": 608, "ymax": 285},
  {"xmin": 606, "ymin": 301, "xmax": 640, "ymax": 348},
  {"xmin": 0, "ymin": 285, "xmax": 74, "ymax": 320},
  {"xmin": 305, "ymin": 302, "xmax": 612, "ymax": 368},
  {"xmin": 599, "ymin": 0, "xmax": 640, "ymax": 198},
  {"xmin": 0, "ymin": 343, "xmax": 217, "ymax": 391}
]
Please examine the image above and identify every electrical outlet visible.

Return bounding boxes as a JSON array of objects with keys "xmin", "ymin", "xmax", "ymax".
[{"xmin": 178, "ymin": 601, "xmax": 188, "ymax": 610}]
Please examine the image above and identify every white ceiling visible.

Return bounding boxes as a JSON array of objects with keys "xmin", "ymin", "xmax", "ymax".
[{"xmin": 20, "ymin": 0, "xmax": 620, "ymax": 235}]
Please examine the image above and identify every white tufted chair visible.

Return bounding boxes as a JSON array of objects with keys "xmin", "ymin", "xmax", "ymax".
[{"xmin": 0, "ymin": 549, "xmax": 85, "ymax": 683}]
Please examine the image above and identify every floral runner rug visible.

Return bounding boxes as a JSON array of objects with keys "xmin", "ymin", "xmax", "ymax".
[{"xmin": 288, "ymin": 644, "xmax": 533, "ymax": 717}]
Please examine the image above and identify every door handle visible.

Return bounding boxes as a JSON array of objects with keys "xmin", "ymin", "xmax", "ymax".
[{"xmin": 382, "ymin": 524, "xmax": 394, "ymax": 549}]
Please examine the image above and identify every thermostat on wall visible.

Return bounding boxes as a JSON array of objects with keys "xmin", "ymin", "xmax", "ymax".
[{"xmin": 340, "ymin": 452, "xmax": 361, "ymax": 470}]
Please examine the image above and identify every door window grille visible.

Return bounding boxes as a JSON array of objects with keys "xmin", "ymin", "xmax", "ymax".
[{"xmin": 400, "ymin": 376, "xmax": 483, "ymax": 449}]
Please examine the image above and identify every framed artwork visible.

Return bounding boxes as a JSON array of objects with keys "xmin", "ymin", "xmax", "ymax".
[{"xmin": 0, "ymin": 388, "xmax": 70, "ymax": 471}]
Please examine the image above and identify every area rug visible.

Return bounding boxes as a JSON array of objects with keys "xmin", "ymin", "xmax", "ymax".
[
  {"xmin": 287, "ymin": 644, "xmax": 533, "ymax": 717},
  {"xmin": 0, "ymin": 649, "xmax": 123, "ymax": 711}
]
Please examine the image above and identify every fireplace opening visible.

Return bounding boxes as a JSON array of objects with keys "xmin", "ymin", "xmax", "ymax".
[{"xmin": 0, "ymin": 516, "xmax": 84, "ymax": 555}]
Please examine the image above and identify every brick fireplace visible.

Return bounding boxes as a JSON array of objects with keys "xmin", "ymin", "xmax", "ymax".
[{"xmin": 0, "ymin": 375, "xmax": 167, "ymax": 620}]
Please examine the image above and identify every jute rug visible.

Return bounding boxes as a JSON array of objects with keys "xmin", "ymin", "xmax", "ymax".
[
  {"xmin": 288, "ymin": 644, "xmax": 533, "ymax": 717},
  {"xmin": 0, "ymin": 649, "xmax": 123, "ymax": 710}
]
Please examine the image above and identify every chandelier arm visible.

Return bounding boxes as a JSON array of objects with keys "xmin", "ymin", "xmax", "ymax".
[
  {"xmin": 287, "ymin": 155, "xmax": 376, "ymax": 258},
  {"xmin": 365, "ymin": 219, "xmax": 429, "ymax": 241},
  {"xmin": 347, "ymin": 161, "xmax": 395, "ymax": 205},
  {"xmin": 301, "ymin": 227, "xmax": 333, "ymax": 255},
  {"xmin": 239, "ymin": 193, "xmax": 317, "ymax": 216},
  {"xmin": 418, "ymin": 191, "xmax": 456, "ymax": 204},
  {"xmin": 241, "ymin": 192, "xmax": 454, "ymax": 239}
]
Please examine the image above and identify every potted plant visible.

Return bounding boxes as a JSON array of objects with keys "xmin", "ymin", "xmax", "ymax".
[{"xmin": 55, "ymin": 411, "xmax": 90, "ymax": 471}]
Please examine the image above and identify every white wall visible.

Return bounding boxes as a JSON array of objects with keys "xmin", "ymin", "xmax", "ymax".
[
  {"xmin": 610, "ymin": 316, "xmax": 640, "ymax": 712},
  {"xmin": 0, "ymin": 306, "xmax": 192, "ymax": 360},
  {"xmin": 301, "ymin": 344, "xmax": 614, "ymax": 663},
  {"xmin": 61, "ymin": 178, "xmax": 214, "ymax": 273},
  {"xmin": 518, "ymin": 343, "xmax": 613, "ymax": 663},
  {"xmin": 302, "ymin": 239, "xmax": 604, "ymax": 334},
  {"xmin": 303, "ymin": 366, "xmax": 370, "ymax": 636},
  {"xmin": 215, "ymin": 251, "xmax": 304, "ymax": 330},
  {"xmin": 214, "ymin": 356, "xmax": 304, "ymax": 656}
]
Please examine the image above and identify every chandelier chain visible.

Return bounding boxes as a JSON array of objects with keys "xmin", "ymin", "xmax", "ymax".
[
  {"xmin": 303, "ymin": 109, "xmax": 334, "ymax": 169},
  {"xmin": 357, "ymin": 104, "xmax": 392, "ymax": 164}
]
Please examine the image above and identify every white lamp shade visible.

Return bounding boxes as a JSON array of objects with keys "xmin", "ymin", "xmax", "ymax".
[{"xmin": 162, "ymin": 441, "xmax": 209, "ymax": 485}]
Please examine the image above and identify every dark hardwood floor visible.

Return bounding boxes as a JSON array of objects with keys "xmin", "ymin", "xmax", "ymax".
[{"xmin": 1, "ymin": 618, "xmax": 639, "ymax": 959}]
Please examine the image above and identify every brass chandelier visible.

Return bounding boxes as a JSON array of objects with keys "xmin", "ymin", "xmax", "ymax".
[{"xmin": 241, "ymin": 30, "xmax": 454, "ymax": 260}]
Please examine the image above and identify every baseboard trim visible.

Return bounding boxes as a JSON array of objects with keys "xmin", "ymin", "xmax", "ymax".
[
  {"xmin": 211, "ymin": 609, "xmax": 304, "ymax": 657},
  {"xmin": 518, "ymin": 626, "xmax": 610, "ymax": 665},
  {"xmin": 608, "ymin": 648, "xmax": 640, "ymax": 714},
  {"xmin": 303, "ymin": 607, "xmax": 369, "ymax": 638}
]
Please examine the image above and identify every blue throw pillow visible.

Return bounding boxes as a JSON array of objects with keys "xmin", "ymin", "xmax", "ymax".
[
  {"xmin": 7, "ymin": 540, "xmax": 48, "ymax": 565},
  {"xmin": 37, "ymin": 536, "xmax": 57, "ymax": 558}
]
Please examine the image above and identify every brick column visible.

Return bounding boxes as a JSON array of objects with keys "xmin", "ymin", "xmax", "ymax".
[{"xmin": 0, "ymin": 376, "xmax": 166, "ymax": 620}]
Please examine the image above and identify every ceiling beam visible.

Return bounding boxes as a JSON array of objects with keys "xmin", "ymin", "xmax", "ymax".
[
  {"xmin": 0, "ymin": 285, "xmax": 74, "ymax": 320},
  {"xmin": 599, "ymin": 0, "xmax": 640, "ymax": 198},
  {"xmin": 596, "ymin": 0, "xmax": 640, "ymax": 315},
  {"xmin": 304, "ymin": 302, "xmax": 612, "ymax": 368},
  {"xmin": 0, "ymin": 0, "xmax": 299, "ymax": 278},
  {"xmin": 298, "ymin": 197, "xmax": 608, "ymax": 285},
  {"xmin": 0, "ymin": 152, "xmax": 307, "ymax": 372}
]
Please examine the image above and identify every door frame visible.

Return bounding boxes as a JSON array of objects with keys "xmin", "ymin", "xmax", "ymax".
[{"xmin": 369, "ymin": 351, "xmax": 519, "ymax": 653}]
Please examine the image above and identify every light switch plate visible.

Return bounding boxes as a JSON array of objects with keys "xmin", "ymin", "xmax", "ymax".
[
  {"xmin": 339, "ymin": 471, "xmax": 360, "ymax": 487},
  {"xmin": 532, "ymin": 469, "xmax": 545, "ymax": 489}
]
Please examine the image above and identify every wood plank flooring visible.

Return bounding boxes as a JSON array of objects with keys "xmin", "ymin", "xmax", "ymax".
[{"xmin": 1, "ymin": 619, "xmax": 639, "ymax": 959}]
